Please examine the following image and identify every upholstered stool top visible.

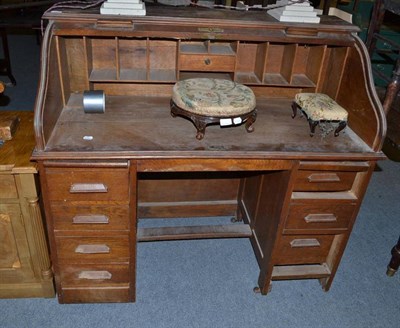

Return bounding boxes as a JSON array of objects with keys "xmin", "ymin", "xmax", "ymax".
[
  {"xmin": 172, "ymin": 78, "xmax": 256, "ymax": 117},
  {"xmin": 294, "ymin": 93, "xmax": 348, "ymax": 121}
]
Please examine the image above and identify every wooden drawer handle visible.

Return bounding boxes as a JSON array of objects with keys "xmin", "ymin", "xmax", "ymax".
[
  {"xmin": 290, "ymin": 238, "xmax": 321, "ymax": 248},
  {"xmin": 70, "ymin": 183, "xmax": 108, "ymax": 193},
  {"xmin": 78, "ymin": 270, "xmax": 112, "ymax": 280},
  {"xmin": 307, "ymin": 173, "xmax": 340, "ymax": 183},
  {"xmin": 304, "ymin": 214, "xmax": 337, "ymax": 223},
  {"xmin": 72, "ymin": 215, "xmax": 109, "ymax": 224},
  {"xmin": 75, "ymin": 244, "xmax": 110, "ymax": 254}
]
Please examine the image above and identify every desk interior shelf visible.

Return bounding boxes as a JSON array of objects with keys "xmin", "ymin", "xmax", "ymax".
[{"xmin": 54, "ymin": 34, "xmax": 351, "ymax": 103}]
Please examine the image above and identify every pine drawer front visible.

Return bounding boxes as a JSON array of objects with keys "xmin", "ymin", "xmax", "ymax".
[
  {"xmin": 273, "ymin": 235, "xmax": 335, "ymax": 265},
  {"xmin": 293, "ymin": 170, "xmax": 357, "ymax": 192},
  {"xmin": 52, "ymin": 204, "xmax": 129, "ymax": 232},
  {"xmin": 61, "ymin": 287, "xmax": 130, "ymax": 303},
  {"xmin": 59, "ymin": 263, "xmax": 129, "ymax": 287},
  {"xmin": 284, "ymin": 203, "xmax": 356, "ymax": 233},
  {"xmin": 45, "ymin": 167, "xmax": 129, "ymax": 202},
  {"xmin": 56, "ymin": 236, "xmax": 130, "ymax": 263},
  {"xmin": 179, "ymin": 54, "xmax": 236, "ymax": 72},
  {"xmin": 0, "ymin": 175, "xmax": 18, "ymax": 199}
]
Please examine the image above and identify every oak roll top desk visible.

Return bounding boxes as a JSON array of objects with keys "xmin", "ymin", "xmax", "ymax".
[{"xmin": 32, "ymin": 4, "xmax": 387, "ymax": 303}]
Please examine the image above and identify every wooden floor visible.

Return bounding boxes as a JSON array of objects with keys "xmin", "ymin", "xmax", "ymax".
[{"xmin": 45, "ymin": 94, "xmax": 373, "ymax": 158}]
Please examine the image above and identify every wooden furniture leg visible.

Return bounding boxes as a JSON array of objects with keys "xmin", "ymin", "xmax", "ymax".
[
  {"xmin": 387, "ymin": 236, "xmax": 400, "ymax": 276},
  {"xmin": 383, "ymin": 61, "xmax": 400, "ymax": 115}
]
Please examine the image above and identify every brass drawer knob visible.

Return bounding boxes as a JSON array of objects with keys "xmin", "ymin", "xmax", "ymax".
[{"xmin": 204, "ymin": 58, "xmax": 211, "ymax": 65}]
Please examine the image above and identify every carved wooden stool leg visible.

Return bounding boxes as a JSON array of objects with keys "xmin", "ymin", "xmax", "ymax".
[
  {"xmin": 193, "ymin": 118, "xmax": 207, "ymax": 140},
  {"xmin": 334, "ymin": 121, "xmax": 347, "ymax": 137},
  {"xmin": 387, "ymin": 236, "xmax": 400, "ymax": 276},
  {"xmin": 308, "ymin": 120, "xmax": 319, "ymax": 137},
  {"xmin": 245, "ymin": 110, "xmax": 257, "ymax": 133},
  {"xmin": 291, "ymin": 101, "xmax": 299, "ymax": 118}
]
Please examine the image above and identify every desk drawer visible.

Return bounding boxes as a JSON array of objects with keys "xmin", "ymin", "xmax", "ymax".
[
  {"xmin": 61, "ymin": 286, "xmax": 130, "ymax": 303},
  {"xmin": 293, "ymin": 170, "xmax": 357, "ymax": 191},
  {"xmin": 45, "ymin": 167, "xmax": 129, "ymax": 202},
  {"xmin": 59, "ymin": 263, "xmax": 129, "ymax": 287},
  {"xmin": 52, "ymin": 204, "xmax": 129, "ymax": 231},
  {"xmin": 179, "ymin": 54, "xmax": 235, "ymax": 72},
  {"xmin": 56, "ymin": 236, "xmax": 129, "ymax": 263},
  {"xmin": 273, "ymin": 235, "xmax": 335, "ymax": 265},
  {"xmin": 0, "ymin": 175, "xmax": 18, "ymax": 199},
  {"xmin": 284, "ymin": 203, "xmax": 355, "ymax": 233}
]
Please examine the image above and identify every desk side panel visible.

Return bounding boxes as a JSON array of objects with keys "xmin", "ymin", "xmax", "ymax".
[
  {"xmin": 34, "ymin": 22, "xmax": 65, "ymax": 151},
  {"xmin": 335, "ymin": 36, "xmax": 386, "ymax": 151}
]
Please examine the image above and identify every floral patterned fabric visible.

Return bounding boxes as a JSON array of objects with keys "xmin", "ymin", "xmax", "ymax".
[
  {"xmin": 172, "ymin": 78, "xmax": 256, "ymax": 116},
  {"xmin": 295, "ymin": 93, "xmax": 348, "ymax": 121}
]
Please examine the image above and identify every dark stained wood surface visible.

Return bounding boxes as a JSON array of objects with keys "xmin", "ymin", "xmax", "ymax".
[{"xmin": 41, "ymin": 94, "xmax": 374, "ymax": 159}]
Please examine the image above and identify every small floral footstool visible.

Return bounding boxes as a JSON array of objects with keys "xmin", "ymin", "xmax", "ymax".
[
  {"xmin": 171, "ymin": 78, "xmax": 257, "ymax": 140},
  {"xmin": 292, "ymin": 93, "xmax": 348, "ymax": 137}
]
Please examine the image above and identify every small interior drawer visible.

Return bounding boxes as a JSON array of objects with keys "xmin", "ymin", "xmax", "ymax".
[
  {"xmin": 51, "ymin": 204, "xmax": 129, "ymax": 232},
  {"xmin": 56, "ymin": 236, "xmax": 129, "ymax": 263},
  {"xmin": 273, "ymin": 234, "xmax": 335, "ymax": 265},
  {"xmin": 293, "ymin": 170, "xmax": 357, "ymax": 191},
  {"xmin": 59, "ymin": 263, "xmax": 129, "ymax": 287},
  {"xmin": 179, "ymin": 54, "xmax": 236, "ymax": 72},
  {"xmin": 284, "ymin": 203, "xmax": 355, "ymax": 233},
  {"xmin": 0, "ymin": 175, "xmax": 18, "ymax": 199},
  {"xmin": 45, "ymin": 167, "xmax": 129, "ymax": 202}
]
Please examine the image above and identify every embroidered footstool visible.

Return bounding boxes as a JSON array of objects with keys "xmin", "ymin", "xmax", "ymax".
[
  {"xmin": 291, "ymin": 93, "xmax": 348, "ymax": 137},
  {"xmin": 171, "ymin": 78, "xmax": 257, "ymax": 140}
]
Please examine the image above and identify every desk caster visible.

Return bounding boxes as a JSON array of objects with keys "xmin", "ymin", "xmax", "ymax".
[
  {"xmin": 231, "ymin": 216, "xmax": 242, "ymax": 223},
  {"xmin": 231, "ymin": 209, "xmax": 243, "ymax": 222},
  {"xmin": 253, "ymin": 284, "xmax": 272, "ymax": 294}
]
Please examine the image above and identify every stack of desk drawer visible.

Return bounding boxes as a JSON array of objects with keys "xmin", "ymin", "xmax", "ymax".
[
  {"xmin": 44, "ymin": 164, "xmax": 132, "ymax": 303},
  {"xmin": 271, "ymin": 161, "xmax": 372, "ymax": 289}
]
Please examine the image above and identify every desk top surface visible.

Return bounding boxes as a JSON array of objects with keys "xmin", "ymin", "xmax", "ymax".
[
  {"xmin": 0, "ymin": 111, "xmax": 36, "ymax": 173},
  {"xmin": 43, "ymin": 3, "xmax": 358, "ymax": 32}
]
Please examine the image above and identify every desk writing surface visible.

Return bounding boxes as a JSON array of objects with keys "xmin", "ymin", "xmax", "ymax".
[{"xmin": 44, "ymin": 94, "xmax": 372, "ymax": 159}]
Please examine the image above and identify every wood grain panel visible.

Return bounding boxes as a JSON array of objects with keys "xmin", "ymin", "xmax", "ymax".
[
  {"xmin": 56, "ymin": 236, "xmax": 129, "ymax": 263},
  {"xmin": 61, "ymin": 286, "xmax": 130, "ymax": 303},
  {"xmin": 284, "ymin": 203, "xmax": 355, "ymax": 233},
  {"xmin": 45, "ymin": 167, "xmax": 129, "ymax": 202},
  {"xmin": 273, "ymin": 234, "xmax": 335, "ymax": 265},
  {"xmin": 0, "ymin": 175, "xmax": 17, "ymax": 198},
  {"xmin": 59, "ymin": 263, "xmax": 129, "ymax": 287},
  {"xmin": 293, "ymin": 170, "xmax": 357, "ymax": 191},
  {"xmin": 51, "ymin": 204, "xmax": 129, "ymax": 231}
]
